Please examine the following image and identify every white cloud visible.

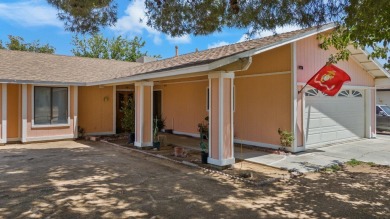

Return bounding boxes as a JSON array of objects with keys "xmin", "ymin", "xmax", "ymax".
[
  {"xmin": 238, "ymin": 25, "xmax": 301, "ymax": 42},
  {"xmin": 111, "ymin": 0, "xmax": 162, "ymax": 45},
  {"xmin": 166, "ymin": 34, "xmax": 191, "ymax": 44},
  {"xmin": 207, "ymin": 41, "xmax": 229, "ymax": 49},
  {"xmin": 0, "ymin": 0, "xmax": 62, "ymax": 27}
]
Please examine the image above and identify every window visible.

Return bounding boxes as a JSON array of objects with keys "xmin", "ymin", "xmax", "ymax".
[
  {"xmin": 338, "ymin": 89, "xmax": 363, "ymax": 97},
  {"xmin": 34, "ymin": 87, "xmax": 68, "ymax": 125}
]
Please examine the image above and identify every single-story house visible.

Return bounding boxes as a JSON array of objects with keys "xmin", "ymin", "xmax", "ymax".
[{"xmin": 1, "ymin": 24, "xmax": 388, "ymax": 166}]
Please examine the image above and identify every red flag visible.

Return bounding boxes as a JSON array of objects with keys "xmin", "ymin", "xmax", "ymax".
[{"xmin": 307, "ymin": 64, "xmax": 351, "ymax": 96}]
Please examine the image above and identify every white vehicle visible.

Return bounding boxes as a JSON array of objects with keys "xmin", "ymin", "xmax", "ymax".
[{"xmin": 376, "ymin": 105, "xmax": 390, "ymax": 131}]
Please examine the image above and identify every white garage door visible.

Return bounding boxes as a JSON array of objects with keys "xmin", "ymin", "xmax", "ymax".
[{"xmin": 304, "ymin": 89, "xmax": 365, "ymax": 148}]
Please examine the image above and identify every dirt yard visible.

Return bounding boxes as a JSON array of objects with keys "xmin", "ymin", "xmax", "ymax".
[{"xmin": 0, "ymin": 140, "xmax": 389, "ymax": 218}]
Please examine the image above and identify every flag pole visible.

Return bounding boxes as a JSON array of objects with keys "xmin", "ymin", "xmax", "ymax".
[{"xmin": 298, "ymin": 83, "xmax": 308, "ymax": 94}]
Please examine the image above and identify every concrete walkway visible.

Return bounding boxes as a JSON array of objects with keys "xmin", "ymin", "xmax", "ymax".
[
  {"xmin": 245, "ymin": 135, "xmax": 390, "ymax": 172},
  {"xmin": 163, "ymin": 133, "xmax": 390, "ymax": 173}
]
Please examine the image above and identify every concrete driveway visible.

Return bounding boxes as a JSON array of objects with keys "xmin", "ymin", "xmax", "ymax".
[
  {"xmin": 246, "ymin": 134, "xmax": 390, "ymax": 172},
  {"xmin": 1, "ymin": 140, "xmax": 389, "ymax": 218}
]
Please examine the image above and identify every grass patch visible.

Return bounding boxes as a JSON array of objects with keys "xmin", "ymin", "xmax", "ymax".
[
  {"xmin": 323, "ymin": 164, "xmax": 342, "ymax": 173},
  {"xmin": 346, "ymin": 159, "xmax": 363, "ymax": 167},
  {"xmin": 345, "ymin": 159, "xmax": 378, "ymax": 167}
]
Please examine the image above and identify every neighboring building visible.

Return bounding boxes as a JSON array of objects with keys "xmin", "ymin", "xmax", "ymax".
[{"xmin": 0, "ymin": 24, "xmax": 388, "ymax": 166}]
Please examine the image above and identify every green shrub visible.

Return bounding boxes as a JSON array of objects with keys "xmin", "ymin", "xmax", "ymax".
[{"xmin": 278, "ymin": 128, "xmax": 294, "ymax": 147}]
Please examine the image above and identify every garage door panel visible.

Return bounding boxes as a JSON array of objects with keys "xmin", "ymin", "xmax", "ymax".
[
  {"xmin": 308, "ymin": 126, "xmax": 353, "ymax": 134},
  {"xmin": 305, "ymin": 89, "xmax": 365, "ymax": 148},
  {"xmin": 321, "ymin": 132, "xmax": 338, "ymax": 142},
  {"xmin": 307, "ymin": 133, "xmax": 322, "ymax": 144},
  {"xmin": 306, "ymin": 118, "xmax": 321, "ymax": 128}
]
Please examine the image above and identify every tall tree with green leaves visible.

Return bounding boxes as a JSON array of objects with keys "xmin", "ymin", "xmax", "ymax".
[
  {"xmin": 46, "ymin": 0, "xmax": 389, "ymax": 68},
  {"xmin": 1, "ymin": 35, "xmax": 55, "ymax": 54},
  {"xmin": 47, "ymin": 0, "xmax": 117, "ymax": 34},
  {"xmin": 71, "ymin": 34, "xmax": 160, "ymax": 62}
]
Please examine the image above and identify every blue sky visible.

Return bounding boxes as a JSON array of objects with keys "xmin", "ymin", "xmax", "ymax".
[{"xmin": 0, "ymin": 0, "xmax": 300, "ymax": 59}]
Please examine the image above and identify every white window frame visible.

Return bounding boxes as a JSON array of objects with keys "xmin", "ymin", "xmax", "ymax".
[{"xmin": 32, "ymin": 85, "xmax": 71, "ymax": 128}]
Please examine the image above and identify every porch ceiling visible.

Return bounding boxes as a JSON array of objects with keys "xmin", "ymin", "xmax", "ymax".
[{"xmin": 347, "ymin": 45, "xmax": 389, "ymax": 79}]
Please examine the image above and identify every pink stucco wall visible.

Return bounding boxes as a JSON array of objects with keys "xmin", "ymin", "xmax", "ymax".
[
  {"xmin": 210, "ymin": 78, "xmax": 219, "ymax": 160},
  {"xmin": 135, "ymin": 86, "xmax": 141, "ymax": 142},
  {"xmin": 162, "ymin": 81, "xmax": 208, "ymax": 134},
  {"xmin": 0, "ymin": 84, "xmax": 2, "ymax": 140},
  {"xmin": 296, "ymin": 35, "xmax": 374, "ymax": 86},
  {"xmin": 143, "ymin": 86, "xmax": 152, "ymax": 143},
  {"xmin": 234, "ymin": 74, "xmax": 291, "ymax": 145},
  {"xmin": 223, "ymin": 78, "xmax": 233, "ymax": 159},
  {"xmin": 371, "ymin": 89, "xmax": 376, "ymax": 136}
]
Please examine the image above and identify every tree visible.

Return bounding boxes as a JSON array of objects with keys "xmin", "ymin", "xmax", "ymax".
[
  {"xmin": 47, "ymin": 0, "xmax": 117, "ymax": 34},
  {"xmin": 71, "ymin": 34, "xmax": 160, "ymax": 61},
  {"xmin": 47, "ymin": 0, "xmax": 389, "ymax": 67},
  {"xmin": 1, "ymin": 35, "xmax": 55, "ymax": 54}
]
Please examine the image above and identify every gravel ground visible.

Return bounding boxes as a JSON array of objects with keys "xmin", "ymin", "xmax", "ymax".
[{"xmin": 0, "ymin": 140, "xmax": 389, "ymax": 218}]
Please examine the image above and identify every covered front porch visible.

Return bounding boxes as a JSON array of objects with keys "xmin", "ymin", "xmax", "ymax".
[
  {"xmin": 105, "ymin": 45, "xmax": 294, "ymax": 167},
  {"xmin": 123, "ymin": 72, "xmax": 237, "ymax": 166}
]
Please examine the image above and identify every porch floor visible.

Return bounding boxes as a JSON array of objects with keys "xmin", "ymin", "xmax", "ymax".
[
  {"xmin": 159, "ymin": 132, "xmax": 281, "ymax": 161},
  {"xmin": 160, "ymin": 133, "xmax": 390, "ymax": 173}
]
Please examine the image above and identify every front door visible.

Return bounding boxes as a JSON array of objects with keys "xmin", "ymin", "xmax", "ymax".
[
  {"xmin": 153, "ymin": 90, "xmax": 162, "ymax": 119},
  {"xmin": 116, "ymin": 91, "xmax": 134, "ymax": 133}
]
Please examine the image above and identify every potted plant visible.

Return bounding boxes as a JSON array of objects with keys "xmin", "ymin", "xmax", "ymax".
[
  {"xmin": 77, "ymin": 126, "xmax": 85, "ymax": 139},
  {"xmin": 199, "ymin": 131, "xmax": 208, "ymax": 164},
  {"xmin": 198, "ymin": 116, "xmax": 209, "ymax": 163},
  {"xmin": 153, "ymin": 116, "xmax": 160, "ymax": 150},
  {"xmin": 197, "ymin": 116, "xmax": 209, "ymax": 140},
  {"xmin": 156, "ymin": 116, "xmax": 166, "ymax": 131},
  {"xmin": 121, "ymin": 97, "xmax": 135, "ymax": 144}
]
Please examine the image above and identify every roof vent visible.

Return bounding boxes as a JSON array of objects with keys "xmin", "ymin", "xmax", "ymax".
[
  {"xmin": 175, "ymin": 45, "xmax": 179, "ymax": 57},
  {"xmin": 136, "ymin": 56, "xmax": 157, "ymax": 63}
]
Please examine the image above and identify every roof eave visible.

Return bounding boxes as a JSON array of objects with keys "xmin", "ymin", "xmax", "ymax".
[
  {"xmin": 0, "ymin": 79, "xmax": 85, "ymax": 86},
  {"xmin": 88, "ymin": 24, "xmax": 336, "ymax": 86}
]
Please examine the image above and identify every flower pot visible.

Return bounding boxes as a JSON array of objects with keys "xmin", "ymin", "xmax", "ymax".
[
  {"xmin": 201, "ymin": 151, "xmax": 208, "ymax": 164},
  {"xmin": 128, "ymin": 132, "xmax": 135, "ymax": 144},
  {"xmin": 153, "ymin": 141, "xmax": 161, "ymax": 150},
  {"xmin": 174, "ymin": 146, "xmax": 184, "ymax": 157}
]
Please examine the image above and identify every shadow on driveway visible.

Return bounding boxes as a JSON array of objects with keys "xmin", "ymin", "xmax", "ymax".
[{"xmin": 0, "ymin": 140, "xmax": 389, "ymax": 218}]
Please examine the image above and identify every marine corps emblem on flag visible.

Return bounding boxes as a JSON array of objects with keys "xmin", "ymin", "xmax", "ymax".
[{"xmin": 306, "ymin": 64, "xmax": 351, "ymax": 96}]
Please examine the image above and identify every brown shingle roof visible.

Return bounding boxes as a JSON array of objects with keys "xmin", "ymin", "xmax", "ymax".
[
  {"xmin": 114, "ymin": 28, "xmax": 311, "ymax": 79},
  {"xmin": 0, "ymin": 25, "xmax": 333, "ymax": 85},
  {"xmin": 0, "ymin": 50, "xmax": 141, "ymax": 84},
  {"xmin": 100, "ymin": 25, "xmax": 334, "ymax": 83}
]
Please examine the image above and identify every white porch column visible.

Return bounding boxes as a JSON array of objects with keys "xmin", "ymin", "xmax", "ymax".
[
  {"xmin": 73, "ymin": 86, "xmax": 78, "ymax": 139},
  {"xmin": 208, "ymin": 72, "xmax": 235, "ymax": 166},
  {"xmin": 21, "ymin": 84, "xmax": 27, "ymax": 143},
  {"xmin": 1, "ymin": 84, "xmax": 7, "ymax": 144},
  {"xmin": 134, "ymin": 81, "xmax": 153, "ymax": 147},
  {"xmin": 365, "ymin": 88, "xmax": 376, "ymax": 138},
  {"xmin": 291, "ymin": 41, "xmax": 299, "ymax": 152}
]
